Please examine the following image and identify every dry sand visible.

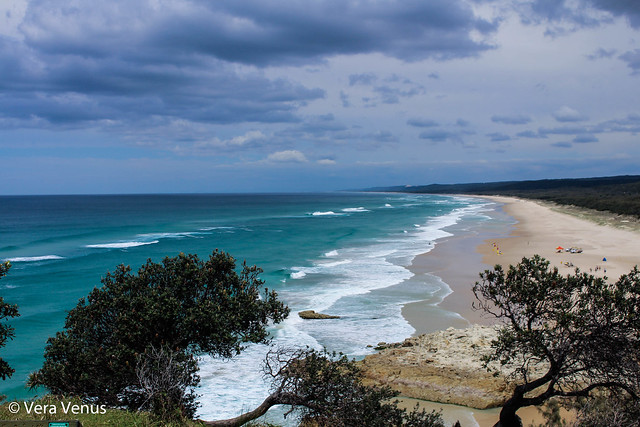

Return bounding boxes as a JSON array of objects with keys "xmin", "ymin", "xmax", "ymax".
[
  {"xmin": 406, "ymin": 196, "xmax": 640, "ymax": 332},
  {"xmin": 399, "ymin": 196, "xmax": 640, "ymax": 426},
  {"xmin": 478, "ymin": 196, "xmax": 640, "ymax": 282}
]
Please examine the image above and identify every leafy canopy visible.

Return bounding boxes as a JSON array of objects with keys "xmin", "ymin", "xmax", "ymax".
[
  {"xmin": 0, "ymin": 262, "xmax": 20, "ymax": 381},
  {"xmin": 29, "ymin": 251, "xmax": 289, "ymax": 412},
  {"xmin": 473, "ymin": 255, "xmax": 640, "ymax": 427}
]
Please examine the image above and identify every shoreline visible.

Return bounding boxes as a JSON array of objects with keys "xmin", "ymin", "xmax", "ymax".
[
  {"xmin": 396, "ymin": 195, "xmax": 640, "ymax": 426},
  {"xmin": 403, "ymin": 197, "xmax": 513, "ymax": 333},
  {"xmin": 404, "ymin": 195, "xmax": 640, "ymax": 333}
]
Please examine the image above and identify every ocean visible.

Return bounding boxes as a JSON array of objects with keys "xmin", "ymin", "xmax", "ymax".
[{"xmin": 0, "ymin": 192, "xmax": 494, "ymax": 422}]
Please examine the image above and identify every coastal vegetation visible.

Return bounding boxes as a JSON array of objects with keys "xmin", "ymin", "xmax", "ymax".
[
  {"xmin": 22, "ymin": 252, "xmax": 445, "ymax": 426},
  {"xmin": 207, "ymin": 347, "xmax": 445, "ymax": 426},
  {"xmin": 473, "ymin": 256, "xmax": 640, "ymax": 427},
  {"xmin": 0, "ymin": 262, "xmax": 19, "ymax": 383},
  {"xmin": 28, "ymin": 251, "xmax": 289, "ymax": 422},
  {"xmin": 369, "ymin": 174, "xmax": 640, "ymax": 218}
]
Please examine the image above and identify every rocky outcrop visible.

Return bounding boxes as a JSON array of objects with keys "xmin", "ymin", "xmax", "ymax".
[
  {"xmin": 360, "ymin": 325, "xmax": 529, "ymax": 409},
  {"xmin": 298, "ymin": 310, "xmax": 340, "ymax": 319}
]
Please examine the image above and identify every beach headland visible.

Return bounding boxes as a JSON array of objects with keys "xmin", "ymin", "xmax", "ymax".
[{"xmin": 378, "ymin": 195, "xmax": 640, "ymax": 426}]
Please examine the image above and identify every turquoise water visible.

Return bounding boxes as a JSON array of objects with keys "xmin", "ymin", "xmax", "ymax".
[{"xmin": 0, "ymin": 192, "xmax": 492, "ymax": 420}]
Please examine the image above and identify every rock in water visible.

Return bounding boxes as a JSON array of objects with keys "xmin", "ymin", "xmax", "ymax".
[{"xmin": 298, "ymin": 310, "xmax": 340, "ymax": 319}]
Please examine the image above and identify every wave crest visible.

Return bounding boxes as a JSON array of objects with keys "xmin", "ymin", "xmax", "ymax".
[
  {"xmin": 86, "ymin": 241, "xmax": 159, "ymax": 249},
  {"xmin": 5, "ymin": 255, "xmax": 64, "ymax": 262}
]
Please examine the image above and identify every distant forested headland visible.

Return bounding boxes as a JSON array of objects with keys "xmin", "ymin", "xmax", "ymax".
[{"xmin": 366, "ymin": 175, "xmax": 640, "ymax": 218}]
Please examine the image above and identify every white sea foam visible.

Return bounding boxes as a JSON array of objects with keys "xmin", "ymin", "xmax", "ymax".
[
  {"xmin": 85, "ymin": 241, "xmax": 159, "ymax": 249},
  {"xmin": 198, "ymin": 319, "xmax": 322, "ymax": 423},
  {"xmin": 86, "ymin": 229, "xmax": 211, "ymax": 250},
  {"xmin": 290, "ymin": 270, "xmax": 307, "ymax": 279},
  {"xmin": 341, "ymin": 207, "xmax": 370, "ymax": 213},
  {"xmin": 310, "ymin": 211, "xmax": 340, "ymax": 216},
  {"xmin": 199, "ymin": 226, "xmax": 235, "ymax": 231},
  {"xmin": 197, "ymin": 195, "xmax": 493, "ymax": 422},
  {"xmin": 317, "ymin": 259, "xmax": 352, "ymax": 268},
  {"xmin": 137, "ymin": 231, "xmax": 207, "ymax": 240},
  {"xmin": 5, "ymin": 255, "xmax": 64, "ymax": 262}
]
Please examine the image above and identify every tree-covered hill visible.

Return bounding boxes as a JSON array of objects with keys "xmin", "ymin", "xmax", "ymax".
[{"xmin": 366, "ymin": 175, "xmax": 640, "ymax": 218}]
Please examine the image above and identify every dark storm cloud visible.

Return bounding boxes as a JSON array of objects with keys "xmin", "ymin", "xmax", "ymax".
[
  {"xmin": 513, "ymin": 111, "xmax": 640, "ymax": 144},
  {"xmin": 516, "ymin": 130, "xmax": 546, "ymax": 139},
  {"xmin": 594, "ymin": 113, "xmax": 640, "ymax": 133},
  {"xmin": 275, "ymin": 114, "xmax": 351, "ymax": 143},
  {"xmin": 539, "ymin": 125, "xmax": 592, "ymax": 136},
  {"xmin": 0, "ymin": 44, "xmax": 324, "ymax": 128},
  {"xmin": 518, "ymin": 1, "xmax": 640, "ymax": 72},
  {"xmin": 619, "ymin": 49, "xmax": 640, "ymax": 74},
  {"xmin": 552, "ymin": 141, "xmax": 573, "ymax": 148},
  {"xmin": 407, "ymin": 118, "xmax": 440, "ymax": 128},
  {"xmin": 372, "ymin": 84, "xmax": 425, "ymax": 104},
  {"xmin": 349, "ymin": 73, "xmax": 378, "ymax": 86},
  {"xmin": 418, "ymin": 129, "xmax": 458, "ymax": 142},
  {"xmin": 519, "ymin": 0, "xmax": 640, "ymax": 32},
  {"xmin": 0, "ymin": 0, "xmax": 498, "ymax": 137},
  {"xmin": 573, "ymin": 134, "xmax": 599, "ymax": 143},
  {"xmin": 588, "ymin": 0, "xmax": 640, "ymax": 28},
  {"xmin": 587, "ymin": 47, "xmax": 617, "ymax": 60},
  {"xmin": 144, "ymin": 0, "xmax": 498, "ymax": 66},
  {"xmin": 487, "ymin": 132, "xmax": 511, "ymax": 142},
  {"xmin": 491, "ymin": 114, "xmax": 533, "ymax": 125}
]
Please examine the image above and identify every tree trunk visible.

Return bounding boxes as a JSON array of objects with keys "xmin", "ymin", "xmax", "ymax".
[
  {"xmin": 493, "ymin": 396, "xmax": 524, "ymax": 427},
  {"xmin": 201, "ymin": 393, "xmax": 280, "ymax": 427}
]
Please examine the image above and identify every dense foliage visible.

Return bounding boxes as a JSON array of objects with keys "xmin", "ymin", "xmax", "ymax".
[
  {"xmin": 371, "ymin": 175, "xmax": 640, "ymax": 218},
  {"xmin": 28, "ymin": 251, "xmax": 289, "ymax": 418},
  {"xmin": 207, "ymin": 347, "xmax": 445, "ymax": 427},
  {"xmin": 0, "ymin": 262, "xmax": 19, "ymax": 381},
  {"xmin": 473, "ymin": 256, "xmax": 640, "ymax": 427}
]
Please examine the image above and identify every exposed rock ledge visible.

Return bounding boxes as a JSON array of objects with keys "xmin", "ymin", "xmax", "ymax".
[
  {"xmin": 360, "ymin": 325, "xmax": 517, "ymax": 409},
  {"xmin": 298, "ymin": 310, "xmax": 340, "ymax": 319}
]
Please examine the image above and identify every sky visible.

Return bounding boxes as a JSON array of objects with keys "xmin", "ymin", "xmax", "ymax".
[{"xmin": 1, "ymin": 0, "xmax": 639, "ymax": 194}]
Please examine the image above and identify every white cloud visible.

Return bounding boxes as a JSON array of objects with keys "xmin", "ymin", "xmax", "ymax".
[
  {"xmin": 317, "ymin": 158, "xmax": 336, "ymax": 165},
  {"xmin": 553, "ymin": 106, "xmax": 587, "ymax": 122},
  {"xmin": 266, "ymin": 150, "xmax": 308, "ymax": 163}
]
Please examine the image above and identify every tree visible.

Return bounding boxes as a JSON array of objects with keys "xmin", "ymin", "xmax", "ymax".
[
  {"xmin": 28, "ymin": 251, "xmax": 289, "ymax": 418},
  {"xmin": 0, "ymin": 262, "xmax": 20, "ymax": 381},
  {"xmin": 135, "ymin": 345, "xmax": 200, "ymax": 422},
  {"xmin": 569, "ymin": 392, "xmax": 640, "ymax": 427},
  {"xmin": 206, "ymin": 347, "xmax": 445, "ymax": 427},
  {"xmin": 473, "ymin": 255, "xmax": 640, "ymax": 427}
]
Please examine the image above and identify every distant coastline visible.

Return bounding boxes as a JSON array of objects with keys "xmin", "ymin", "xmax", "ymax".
[{"xmin": 365, "ymin": 174, "xmax": 640, "ymax": 219}]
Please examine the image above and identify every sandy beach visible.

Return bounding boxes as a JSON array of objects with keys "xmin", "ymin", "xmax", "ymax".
[
  {"xmin": 399, "ymin": 196, "xmax": 640, "ymax": 426},
  {"xmin": 406, "ymin": 196, "xmax": 640, "ymax": 332}
]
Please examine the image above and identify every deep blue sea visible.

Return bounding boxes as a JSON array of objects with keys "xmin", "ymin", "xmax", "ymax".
[{"xmin": 0, "ymin": 192, "xmax": 494, "ymax": 421}]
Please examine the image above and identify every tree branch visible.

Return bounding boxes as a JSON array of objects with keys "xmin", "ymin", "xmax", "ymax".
[{"xmin": 201, "ymin": 393, "xmax": 281, "ymax": 427}]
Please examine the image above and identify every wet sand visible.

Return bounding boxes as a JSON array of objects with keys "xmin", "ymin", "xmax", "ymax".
[
  {"xmin": 405, "ymin": 196, "xmax": 640, "ymax": 333},
  {"xmin": 399, "ymin": 196, "xmax": 640, "ymax": 426}
]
